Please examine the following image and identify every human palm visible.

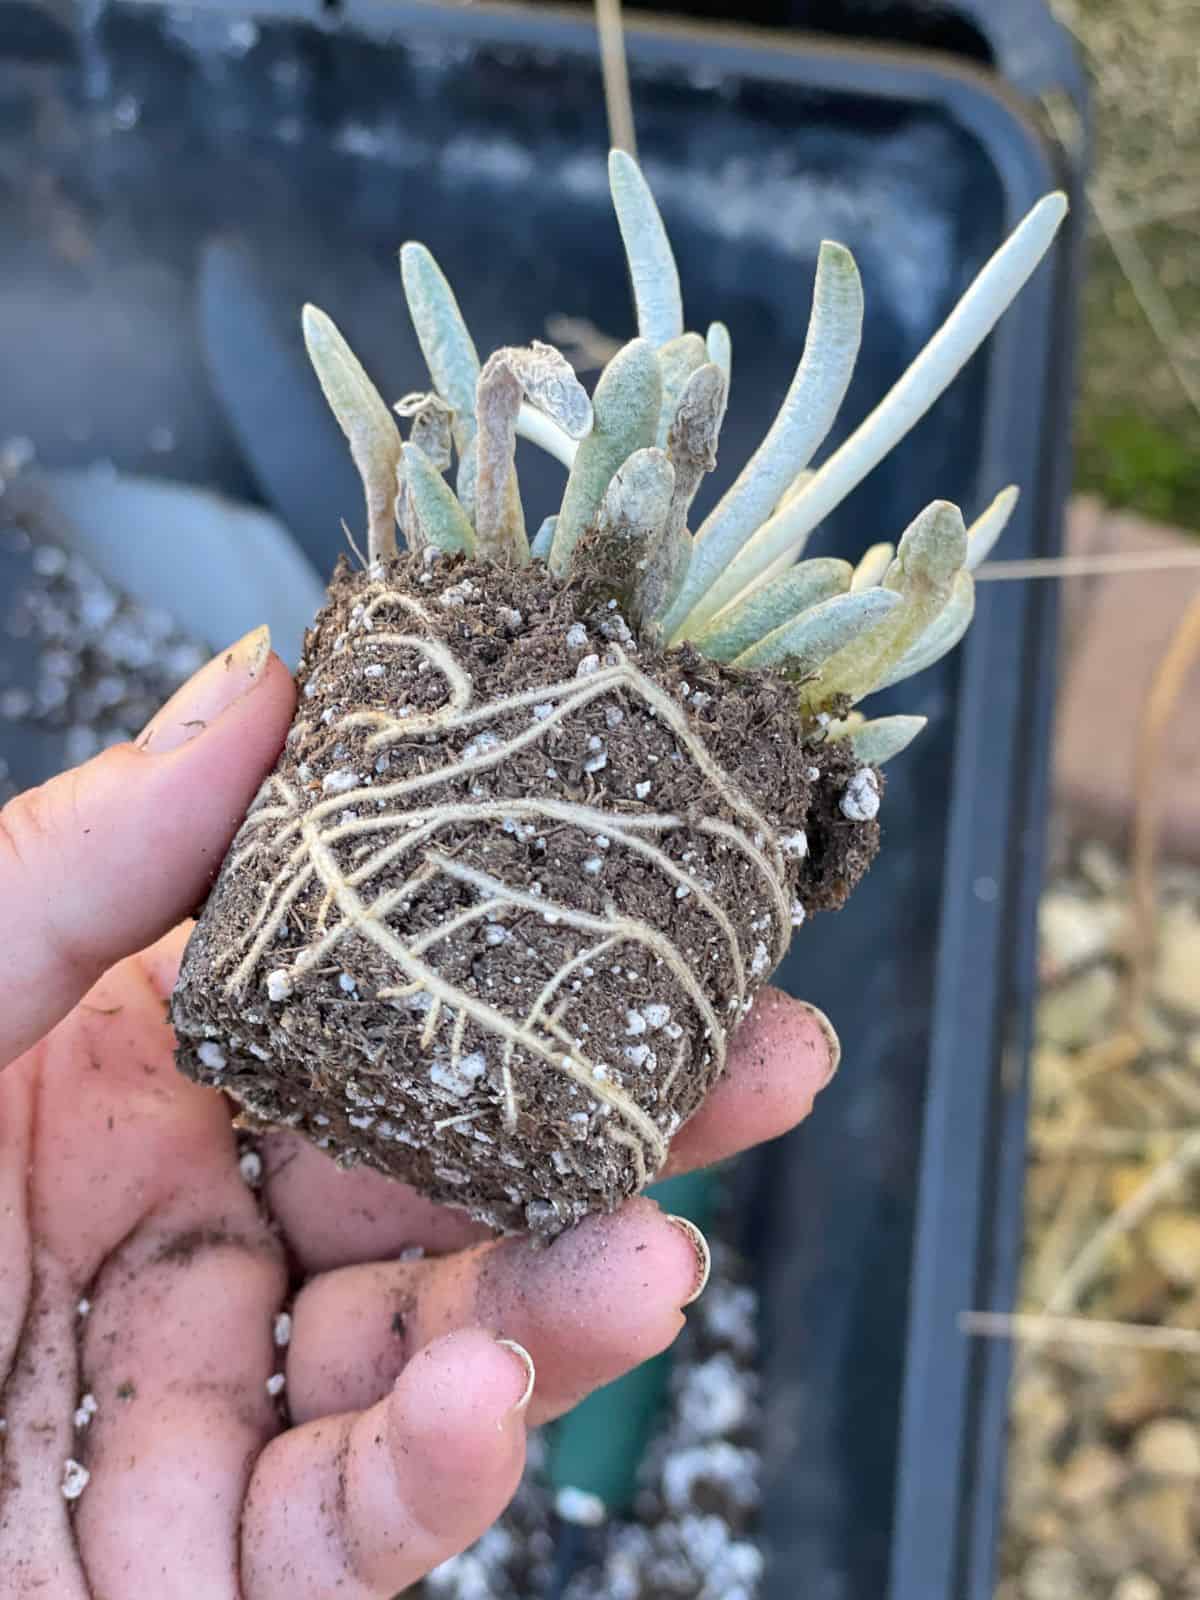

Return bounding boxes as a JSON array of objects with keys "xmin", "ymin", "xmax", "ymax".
[{"xmin": 0, "ymin": 630, "xmax": 836, "ymax": 1597}]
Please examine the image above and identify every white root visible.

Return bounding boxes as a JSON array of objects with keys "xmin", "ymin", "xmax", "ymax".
[{"xmin": 216, "ymin": 599, "xmax": 801, "ymax": 1185}]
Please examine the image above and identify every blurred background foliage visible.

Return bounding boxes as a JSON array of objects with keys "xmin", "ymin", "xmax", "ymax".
[{"xmin": 1054, "ymin": 0, "xmax": 1200, "ymax": 529}]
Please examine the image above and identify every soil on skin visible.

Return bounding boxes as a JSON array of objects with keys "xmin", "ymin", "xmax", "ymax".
[
  {"xmin": 172, "ymin": 554, "xmax": 878, "ymax": 1235},
  {"xmin": 412, "ymin": 1233, "xmax": 764, "ymax": 1600}
]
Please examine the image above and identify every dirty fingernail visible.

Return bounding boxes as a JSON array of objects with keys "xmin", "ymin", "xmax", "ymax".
[
  {"xmin": 138, "ymin": 625, "xmax": 272, "ymax": 754},
  {"xmin": 797, "ymin": 1000, "xmax": 841, "ymax": 1088},
  {"xmin": 666, "ymin": 1215, "xmax": 711, "ymax": 1306},
  {"xmin": 495, "ymin": 1337, "xmax": 536, "ymax": 1416}
]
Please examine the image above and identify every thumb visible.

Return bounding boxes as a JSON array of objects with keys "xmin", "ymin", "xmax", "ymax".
[{"xmin": 0, "ymin": 625, "xmax": 295, "ymax": 1068}]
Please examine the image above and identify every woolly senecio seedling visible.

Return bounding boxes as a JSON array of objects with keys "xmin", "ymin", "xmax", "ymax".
[{"xmin": 172, "ymin": 154, "xmax": 1067, "ymax": 1236}]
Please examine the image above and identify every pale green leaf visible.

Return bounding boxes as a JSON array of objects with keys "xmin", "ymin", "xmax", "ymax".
[
  {"xmin": 873, "ymin": 568, "xmax": 976, "ymax": 689},
  {"xmin": 824, "ymin": 711, "xmax": 865, "ymax": 740},
  {"xmin": 572, "ymin": 445, "xmax": 677, "ymax": 616},
  {"xmin": 839, "ymin": 714, "xmax": 927, "ymax": 765},
  {"xmin": 550, "ymin": 339, "xmax": 662, "ymax": 575},
  {"xmin": 515, "ymin": 404, "xmax": 580, "ymax": 467},
  {"xmin": 455, "ymin": 435, "xmax": 477, "ymax": 524},
  {"xmin": 663, "ymin": 240, "xmax": 864, "ymax": 641},
  {"xmin": 705, "ymin": 321, "xmax": 731, "ymax": 383},
  {"xmin": 399, "ymin": 242, "xmax": 482, "ymax": 457},
  {"xmin": 965, "ymin": 484, "xmax": 1019, "ymax": 570},
  {"xmin": 776, "ymin": 469, "xmax": 815, "ymax": 513},
  {"xmin": 531, "ymin": 515, "xmax": 557, "ymax": 562},
  {"xmin": 693, "ymin": 557, "xmax": 852, "ymax": 662},
  {"xmin": 608, "ymin": 150, "xmax": 684, "ymax": 348},
  {"xmin": 602, "ymin": 446, "xmax": 676, "ymax": 537},
  {"xmin": 401, "ymin": 442, "xmax": 476, "ymax": 555},
  {"xmin": 302, "ymin": 304, "xmax": 402, "ymax": 565},
  {"xmin": 808, "ymin": 500, "xmax": 967, "ymax": 706},
  {"xmin": 731, "ymin": 587, "xmax": 901, "ymax": 672},
  {"xmin": 610, "ymin": 447, "xmax": 683, "ymax": 640},
  {"xmin": 849, "ymin": 541, "xmax": 894, "ymax": 591},
  {"xmin": 679, "ymin": 192, "xmax": 1068, "ymax": 634}
]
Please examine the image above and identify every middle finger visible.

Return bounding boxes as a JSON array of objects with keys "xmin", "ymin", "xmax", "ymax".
[{"xmin": 286, "ymin": 1196, "xmax": 707, "ymax": 1428}]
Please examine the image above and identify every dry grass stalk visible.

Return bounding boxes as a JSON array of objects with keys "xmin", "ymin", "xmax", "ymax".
[{"xmin": 963, "ymin": 1309, "xmax": 1200, "ymax": 1359}]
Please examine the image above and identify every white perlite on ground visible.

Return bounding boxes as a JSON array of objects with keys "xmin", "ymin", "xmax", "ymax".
[{"xmin": 0, "ymin": 485, "xmax": 207, "ymax": 799}]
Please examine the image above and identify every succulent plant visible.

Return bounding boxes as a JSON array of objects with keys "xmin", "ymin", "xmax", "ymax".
[{"xmin": 172, "ymin": 153, "xmax": 1066, "ymax": 1236}]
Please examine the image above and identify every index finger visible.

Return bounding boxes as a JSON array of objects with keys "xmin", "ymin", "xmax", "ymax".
[{"xmin": 0, "ymin": 633, "xmax": 293, "ymax": 1070}]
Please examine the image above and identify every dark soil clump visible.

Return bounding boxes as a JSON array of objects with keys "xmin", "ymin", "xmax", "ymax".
[{"xmin": 172, "ymin": 553, "xmax": 878, "ymax": 1234}]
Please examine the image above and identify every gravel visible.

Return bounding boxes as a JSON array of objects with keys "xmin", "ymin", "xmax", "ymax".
[
  {"xmin": 0, "ymin": 471, "xmax": 207, "ymax": 800},
  {"xmin": 1000, "ymin": 843, "xmax": 1200, "ymax": 1599}
]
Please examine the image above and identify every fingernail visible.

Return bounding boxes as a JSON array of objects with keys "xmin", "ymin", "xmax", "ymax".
[
  {"xmin": 796, "ymin": 1000, "xmax": 841, "ymax": 1088},
  {"xmin": 495, "ymin": 1337, "xmax": 536, "ymax": 1416},
  {"xmin": 138, "ymin": 625, "xmax": 272, "ymax": 754},
  {"xmin": 666, "ymin": 1215, "xmax": 711, "ymax": 1306}
]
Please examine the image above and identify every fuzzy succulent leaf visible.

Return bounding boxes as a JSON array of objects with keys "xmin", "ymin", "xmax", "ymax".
[
  {"xmin": 400, "ymin": 441, "xmax": 476, "ymax": 555},
  {"xmin": 393, "ymin": 393, "xmax": 453, "ymax": 552},
  {"xmin": 473, "ymin": 354, "xmax": 528, "ymax": 565},
  {"xmin": 514, "ymin": 341, "xmax": 595, "ymax": 440},
  {"xmin": 692, "ymin": 557, "xmax": 853, "ymax": 662},
  {"xmin": 776, "ymin": 469, "xmax": 815, "ymax": 513},
  {"xmin": 394, "ymin": 476, "xmax": 419, "ymax": 554},
  {"xmin": 635, "ymin": 524, "xmax": 691, "ymax": 650},
  {"xmin": 455, "ymin": 435, "xmax": 478, "ymax": 525},
  {"xmin": 622, "ymin": 451, "xmax": 688, "ymax": 644},
  {"xmin": 473, "ymin": 344, "xmax": 589, "ymax": 565},
  {"xmin": 395, "ymin": 392, "xmax": 454, "ymax": 472},
  {"xmin": 399, "ymin": 242, "xmax": 481, "ymax": 458},
  {"xmin": 873, "ymin": 566, "xmax": 976, "ymax": 689},
  {"xmin": 531, "ymin": 515, "xmax": 558, "ymax": 562},
  {"xmin": 965, "ymin": 484, "xmax": 1019, "ymax": 571},
  {"xmin": 839, "ymin": 714, "xmax": 928, "ymax": 765},
  {"xmin": 680, "ymin": 192, "xmax": 1068, "ymax": 633},
  {"xmin": 574, "ymin": 446, "xmax": 676, "ymax": 611},
  {"xmin": 807, "ymin": 499, "xmax": 967, "ymax": 705},
  {"xmin": 302, "ymin": 304, "xmax": 402, "ymax": 565},
  {"xmin": 705, "ymin": 321, "xmax": 732, "ymax": 383},
  {"xmin": 629, "ymin": 360, "xmax": 728, "ymax": 642},
  {"xmin": 550, "ymin": 338, "xmax": 662, "ymax": 576},
  {"xmin": 515, "ymin": 404, "xmax": 580, "ymax": 467},
  {"xmin": 730, "ymin": 587, "xmax": 901, "ymax": 672},
  {"xmin": 664, "ymin": 240, "xmax": 864, "ymax": 642},
  {"xmin": 608, "ymin": 150, "xmax": 684, "ymax": 349},
  {"xmin": 664, "ymin": 361, "xmax": 728, "ymax": 519},
  {"xmin": 655, "ymin": 332, "xmax": 708, "ymax": 449},
  {"xmin": 602, "ymin": 446, "xmax": 676, "ymax": 537},
  {"xmin": 850, "ymin": 541, "xmax": 895, "ymax": 591}
]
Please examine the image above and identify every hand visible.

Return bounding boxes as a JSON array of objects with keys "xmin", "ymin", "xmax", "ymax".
[{"xmin": 0, "ymin": 627, "xmax": 839, "ymax": 1598}]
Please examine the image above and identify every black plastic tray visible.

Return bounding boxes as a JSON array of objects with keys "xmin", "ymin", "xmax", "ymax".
[{"xmin": 0, "ymin": 4, "xmax": 1083, "ymax": 1595}]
